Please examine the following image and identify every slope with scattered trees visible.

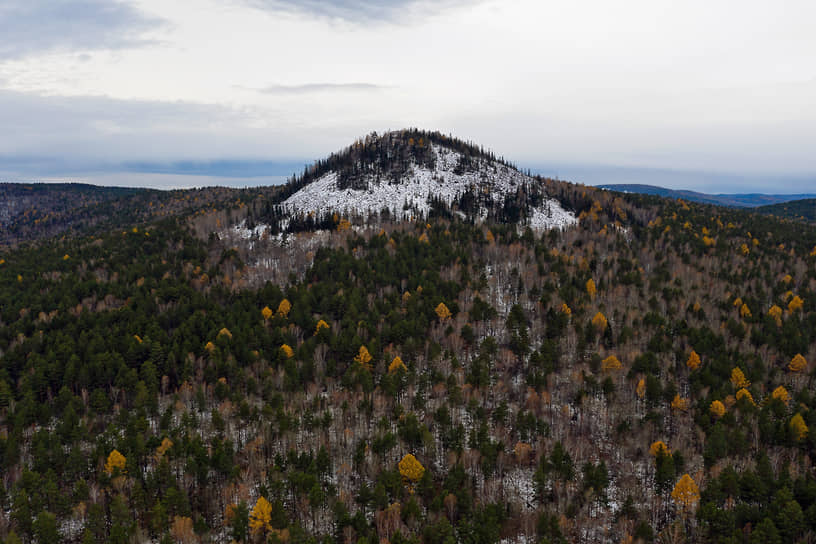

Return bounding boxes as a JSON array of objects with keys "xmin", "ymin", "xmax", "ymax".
[{"xmin": 0, "ymin": 137, "xmax": 815, "ymax": 544}]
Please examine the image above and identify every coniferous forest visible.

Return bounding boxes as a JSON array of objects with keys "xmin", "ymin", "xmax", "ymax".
[{"xmin": 1, "ymin": 136, "xmax": 816, "ymax": 544}]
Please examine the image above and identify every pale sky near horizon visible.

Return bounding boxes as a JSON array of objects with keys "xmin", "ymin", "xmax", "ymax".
[{"xmin": 1, "ymin": 0, "xmax": 815, "ymax": 192}]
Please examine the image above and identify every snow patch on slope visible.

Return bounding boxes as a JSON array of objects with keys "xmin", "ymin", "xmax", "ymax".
[{"xmin": 282, "ymin": 145, "xmax": 576, "ymax": 230}]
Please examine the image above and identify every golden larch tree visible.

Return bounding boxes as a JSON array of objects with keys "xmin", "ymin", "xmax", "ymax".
[
  {"xmin": 739, "ymin": 303, "xmax": 752, "ymax": 318},
  {"xmin": 671, "ymin": 394, "xmax": 689, "ymax": 412},
  {"xmin": 686, "ymin": 350, "xmax": 701, "ymax": 371},
  {"xmin": 636, "ymin": 379, "xmax": 646, "ymax": 399},
  {"xmin": 560, "ymin": 303, "xmax": 572, "ymax": 316},
  {"xmin": 730, "ymin": 367, "xmax": 750, "ymax": 388},
  {"xmin": 261, "ymin": 306, "xmax": 273, "ymax": 321},
  {"xmin": 277, "ymin": 298, "xmax": 292, "ymax": 317},
  {"xmin": 280, "ymin": 344, "xmax": 294, "ymax": 359},
  {"xmin": 650, "ymin": 441, "xmax": 670, "ymax": 457},
  {"xmin": 388, "ymin": 356, "xmax": 407, "ymax": 374},
  {"xmin": 710, "ymin": 400, "xmax": 726, "ymax": 418},
  {"xmin": 398, "ymin": 454, "xmax": 425, "ymax": 483},
  {"xmin": 772, "ymin": 386, "xmax": 789, "ymax": 404},
  {"xmin": 217, "ymin": 327, "xmax": 232, "ymax": 340},
  {"xmin": 735, "ymin": 388, "xmax": 755, "ymax": 405},
  {"xmin": 435, "ymin": 303, "xmax": 452, "ymax": 321},
  {"xmin": 601, "ymin": 355, "xmax": 622, "ymax": 372},
  {"xmin": 671, "ymin": 474, "xmax": 700, "ymax": 512},
  {"xmin": 355, "ymin": 346, "xmax": 373, "ymax": 371},
  {"xmin": 790, "ymin": 414, "xmax": 808, "ymax": 442},
  {"xmin": 768, "ymin": 305, "xmax": 783, "ymax": 325},
  {"xmin": 105, "ymin": 449, "xmax": 127, "ymax": 475},
  {"xmin": 586, "ymin": 278, "xmax": 597, "ymax": 299},
  {"xmin": 788, "ymin": 295, "xmax": 804, "ymax": 313},
  {"xmin": 155, "ymin": 438, "xmax": 173, "ymax": 461},
  {"xmin": 315, "ymin": 319, "xmax": 329, "ymax": 334},
  {"xmin": 788, "ymin": 354, "xmax": 807, "ymax": 373},
  {"xmin": 592, "ymin": 311, "xmax": 608, "ymax": 331},
  {"xmin": 249, "ymin": 496, "xmax": 273, "ymax": 535}
]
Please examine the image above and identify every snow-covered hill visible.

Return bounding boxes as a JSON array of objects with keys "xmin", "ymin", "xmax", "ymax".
[{"xmin": 281, "ymin": 144, "xmax": 576, "ymax": 230}]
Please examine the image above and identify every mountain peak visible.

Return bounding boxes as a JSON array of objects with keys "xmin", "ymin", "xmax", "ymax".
[{"xmin": 273, "ymin": 129, "xmax": 576, "ymax": 231}]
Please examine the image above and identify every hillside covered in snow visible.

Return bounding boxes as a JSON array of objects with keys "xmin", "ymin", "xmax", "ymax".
[{"xmin": 262, "ymin": 130, "xmax": 576, "ymax": 232}]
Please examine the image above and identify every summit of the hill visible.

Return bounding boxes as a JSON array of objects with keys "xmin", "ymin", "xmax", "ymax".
[{"xmin": 270, "ymin": 129, "xmax": 576, "ymax": 231}]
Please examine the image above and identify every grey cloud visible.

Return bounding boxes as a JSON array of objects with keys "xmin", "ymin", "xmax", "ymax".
[
  {"xmin": 240, "ymin": 0, "xmax": 475, "ymax": 22},
  {"xmin": 0, "ymin": 90, "xmax": 363, "ymax": 180},
  {"xmin": 0, "ymin": 0, "xmax": 163, "ymax": 59},
  {"xmin": 258, "ymin": 82, "xmax": 387, "ymax": 94}
]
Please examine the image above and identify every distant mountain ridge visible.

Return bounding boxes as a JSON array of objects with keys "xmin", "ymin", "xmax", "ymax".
[{"xmin": 597, "ymin": 183, "xmax": 816, "ymax": 208}]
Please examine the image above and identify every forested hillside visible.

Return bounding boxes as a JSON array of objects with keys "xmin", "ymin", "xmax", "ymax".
[
  {"xmin": 0, "ymin": 183, "xmax": 275, "ymax": 248},
  {"xmin": 1, "ymin": 144, "xmax": 815, "ymax": 544},
  {"xmin": 758, "ymin": 199, "xmax": 816, "ymax": 224}
]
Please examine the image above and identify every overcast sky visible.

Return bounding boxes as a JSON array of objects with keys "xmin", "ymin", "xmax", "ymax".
[{"xmin": 1, "ymin": 0, "xmax": 814, "ymax": 192}]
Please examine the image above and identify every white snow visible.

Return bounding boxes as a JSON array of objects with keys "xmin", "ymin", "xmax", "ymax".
[{"xmin": 281, "ymin": 145, "xmax": 577, "ymax": 230}]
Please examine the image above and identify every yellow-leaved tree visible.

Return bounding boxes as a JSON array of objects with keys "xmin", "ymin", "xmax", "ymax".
[
  {"xmin": 650, "ymin": 441, "xmax": 670, "ymax": 457},
  {"xmin": 636, "ymin": 379, "xmax": 646, "ymax": 399},
  {"xmin": 671, "ymin": 394, "xmax": 689, "ymax": 412},
  {"xmin": 155, "ymin": 438, "xmax": 173, "ymax": 461},
  {"xmin": 105, "ymin": 449, "xmax": 127, "ymax": 475},
  {"xmin": 671, "ymin": 474, "xmax": 700, "ymax": 513},
  {"xmin": 315, "ymin": 319, "xmax": 330, "ymax": 334},
  {"xmin": 788, "ymin": 295, "xmax": 804, "ymax": 313},
  {"xmin": 772, "ymin": 386, "xmax": 789, "ymax": 405},
  {"xmin": 204, "ymin": 341, "xmax": 216, "ymax": 353},
  {"xmin": 601, "ymin": 355, "xmax": 622, "ymax": 372},
  {"xmin": 768, "ymin": 305, "xmax": 783, "ymax": 326},
  {"xmin": 280, "ymin": 344, "xmax": 294, "ymax": 359},
  {"xmin": 388, "ymin": 356, "xmax": 407, "ymax": 374},
  {"xmin": 261, "ymin": 306, "xmax": 273, "ymax": 321},
  {"xmin": 790, "ymin": 414, "xmax": 808, "ymax": 442},
  {"xmin": 276, "ymin": 298, "xmax": 291, "ymax": 317},
  {"xmin": 592, "ymin": 312, "xmax": 608, "ymax": 331},
  {"xmin": 730, "ymin": 367, "xmax": 750, "ymax": 388},
  {"xmin": 435, "ymin": 303, "xmax": 452, "ymax": 321},
  {"xmin": 735, "ymin": 388, "xmax": 755, "ymax": 406},
  {"xmin": 788, "ymin": 354, "xmax": 807, "ymax": 373},
  {"xmin": 217, "ymin": 327, "xmax": 232, "ymax": 340},
  {"xmin": 398, "ymin": 454, "xmax": 425, "ymax": 483},
  {"xmin": 686, "ymin": 350, "xmax": 701, "ymax": 371},
  {"xmin": 355, "ymin": 346, "xmax": 373, "ymax": 371},
  {"xmin": 249, "ymin": 496, "xmax": 272, "ymax": 535},
  {"xmin": 710, "ymin": 400, "xmax": 726, "ymax": 418},
  {"xmin": 586, "ymin": 278, "xmax": 597, "ymax": 299},
  {"xmin": 560, "ymin": 303, "xmax": 572, "ymax": 316},
  {"xmin": 740, "ymin": 303, "xmax": 752, "ymax": 318}
]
